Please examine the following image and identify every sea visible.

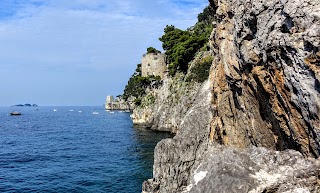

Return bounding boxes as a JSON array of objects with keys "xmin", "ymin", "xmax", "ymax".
[{"xmin": 0, "ymin": 106, "xmax": 172, "ymax": 193}]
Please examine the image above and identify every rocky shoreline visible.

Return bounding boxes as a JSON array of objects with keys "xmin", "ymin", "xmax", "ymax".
[
  {"xmin": 144, "ymin": 146, "xmax": 320, "ymax": 193},
  {"xmin": 128, "ymin": 0, "xmax": 320, "ymax": 192}
]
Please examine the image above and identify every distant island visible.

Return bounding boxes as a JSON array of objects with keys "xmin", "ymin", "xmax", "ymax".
[{"xmin": 11, "ymin": 104, "xmax": 38, "ymax": 107}]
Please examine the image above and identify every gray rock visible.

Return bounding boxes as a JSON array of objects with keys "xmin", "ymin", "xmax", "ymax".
[
  {"xmin": 131, "ymin": 51, "xmax": 211, "ymax": 134},
  {"xmin": 142, "ymin": 0, "xmax": 320, "ymax": 192},
  {"xmin": 142, "ymin": 79, "xmax": 213, "ymax": 193},
  {"xmin": 187, "ymin": 146, "xmax": 320, "ymax": 193}
]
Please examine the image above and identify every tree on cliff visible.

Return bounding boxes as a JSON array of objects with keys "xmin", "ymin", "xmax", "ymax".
[
  {"xmin": 159, "ymin": 25, "xmax": 207, "ymax": 76},
  {"xmin": 123, "ymin": 2, "xmax": 216, "ymax": 101},
  {"xmin": 197, "ymin": 1, "xmax": 217, "ymax": 24},
  {"xmin": 159, "ymin": 3, "xmax": 215, "ymax": 76},
  {"xmin": 122, "ymin": 63, "xmax": 161, "ymax": 103},
  {"xmin": 146, "ymin": 47, "xmax": 161, "ymax": 54}
]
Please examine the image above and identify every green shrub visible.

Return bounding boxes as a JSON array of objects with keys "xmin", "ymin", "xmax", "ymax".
[
  {"xmin": 197, "ymin": 4, "xmax": 216, "ymax": 25},
  {"xmin": 122, "ymin": 63, "xmax": 162, "ymax": 102},
  {"xmin": 147, "ymin": 47, "xmax": 161, "ymax": 54},
  {"xmin": 122, "ymin": 2, "xmax": 216, "ymax": 101},
  {"xmin": 141, "ymin": 94, "xmax": 156, "ymax": 107},
  {"xmin": 192, "ymin": 22, "xmax": 213, "ymax": 41},
  {"xmin": 158, "ymin": 2, "xmax": 216, "ymax": 77},
  {"xmin": 135, "ymin": 63, "xmax": 141, "ymax": 74},
  {"xmin": 133, "ymin": 98, "xmax": 141, "ymax": 106},
  {"xmin": 159, "ymin": 25, "xmax": 207, "ymax": 76},
  {"xmin": 186, "ymin": 56, "xmax": 213, "ymax": 83}
]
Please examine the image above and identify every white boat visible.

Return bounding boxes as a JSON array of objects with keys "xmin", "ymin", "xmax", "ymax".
[
  {"xmin": 53, "ymin": 109, "xmax": 57, "ymax": 112},
  {"xmin": 69, "ymin": 110, "xmax": 74, "ymax": 112},
  {"xmin": 110, "ymin": 111, "xmax": 114, "ymax": 114},
  {"xmin": 92, "ymin": 112, "xmax": 99, "ymax": 115},
  {"xmin": 78, "ymin": 111, "xmax": 82, "ymax": 113},
  {"xmin": 10, "ymin": 111, "xmax": 21, "ymax": 116}
]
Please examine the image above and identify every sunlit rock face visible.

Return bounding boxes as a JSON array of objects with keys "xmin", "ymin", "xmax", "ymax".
[
  {"xmin": 142, "ymin": 0, "xmax": 320, "ymax": 192},
  {"xmin": 209, "ymin": 0, "xmax": 320, "ymax": 158}
]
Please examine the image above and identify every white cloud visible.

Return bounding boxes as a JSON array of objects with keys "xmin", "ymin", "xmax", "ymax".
[
  {"xmin": 0, "ymin": 0, "xmax": 208, "ymax": 71},
  {"xmin": 0, "ymin": 0, "xmax": 208, "ymax": 105}
]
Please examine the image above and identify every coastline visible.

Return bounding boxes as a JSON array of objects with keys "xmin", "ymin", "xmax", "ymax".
[{"xmin": 121, "ymin": 0, "xmax": 320, "ymax": 192}]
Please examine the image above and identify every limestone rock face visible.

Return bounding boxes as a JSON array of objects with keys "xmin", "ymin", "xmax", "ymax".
[
  {"xmin": 186, "ymin": 146, "xmax": 320, "ymax": 193},
  {"xmin": 142, "ymin": 79, "xmax": 213, "ymax": 192},
  {"xmin": 142, "ymin": 0, "xmax": 320, "ymax": 192},
  {"xmin": 131, "ymin": 75, "xmax": 203, "ymax": 133},
  {"xmin": 132, "ymin": 51, "xmax": 212, "ymax": 133},
  {"xmin": 209, "ymin": 0, "xmax": 320, "ymax": 157}
]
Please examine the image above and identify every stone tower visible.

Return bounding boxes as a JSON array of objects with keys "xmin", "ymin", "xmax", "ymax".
[
  {"xmin": 105, "ymin": 96, "xmax": 114, "ymax": 109},
  {"xmin": 105, "ymin": 95, "xmax": 130, "ymax": 110},
  {"xmin": 106, "ymin": 96, "xmax": 114, "ymax": 104},
  {"xmin": 141, "ymin": 52, "xmax": 167, "ymax": 78}
]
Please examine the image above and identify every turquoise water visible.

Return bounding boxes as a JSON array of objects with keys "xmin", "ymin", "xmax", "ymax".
[{"xmin": 0, "ymin": 106, "xmax": 172, "ymax": 193}]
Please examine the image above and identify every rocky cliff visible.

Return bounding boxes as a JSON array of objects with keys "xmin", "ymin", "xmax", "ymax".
[
  {"xmin": 175, "ymin": 146, "xmax": 320, "ymax": 193},
  {"xmin": 209, "ymin": 0, "xmax": 319, "ymax": 158},
  {"xmin": 138, "ymin": 0, "xmax": 320, "ymax": 192},
  {"xmin": 130, "ymin": 75, "xmax": 204, "ymax": 133},
  {"xmin": 131, "ymin": 51, "xmax": 212, "ymax": 133}
]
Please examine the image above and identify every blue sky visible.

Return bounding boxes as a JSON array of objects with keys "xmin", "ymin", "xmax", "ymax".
[{"xmin": 0, "ymin": 0, "xmax": 208, "ymax": 106}]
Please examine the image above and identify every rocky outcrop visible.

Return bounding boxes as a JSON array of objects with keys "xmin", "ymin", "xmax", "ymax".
[
  {"xmin": 131, "ymin": 51, "xmax": 212, "ymax": 133},
  {"xmin": 131, "ymin": 76, "xmax": 203, "ymax": 133},
  {"xmin": 142, "ymin": 79, "xmax": 213, "ymax": 192},
  {"xmin": 209, "ymin": 0, "xmax": 320, "ymax": 158},
  {"xmin": 141, "ymin": 0, "xmax": 320, "ymax": 192},
  {"xmin": 184, "ymin": 146, "xmax": 320, "ymax": 193}
]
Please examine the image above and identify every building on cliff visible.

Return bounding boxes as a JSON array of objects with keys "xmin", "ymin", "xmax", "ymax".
[
  {"xmin": 141, "ymin": 52, "xmax": 167, "ymax": 78},
  {"xmin": 135, "ymin": 0, "xmax": 320, "ymax": 192},
  {"xmin": 105, "ymin": 95, "xmax": 130, "ymax": 110}
]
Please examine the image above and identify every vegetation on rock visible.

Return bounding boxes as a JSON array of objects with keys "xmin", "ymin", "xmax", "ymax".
[
  {"xmin": 159, "ymin": 26, "xmax": 207, "ymax": 76},
  {"xmin": 159, "ymin": 4, "xmax": 216, "ymax": 76},
  {"xmin": 146, "ymin": 47, "xmax": 161, "ymax": 54},
  {"xmin": 122, "ymin": 63, "xmax": 160, "ymax": 105},
  {"xmin": 186, "ymin": 56, "xmax": 213, "ymax": 83},
  {"xmin": 140, "ymin": 94, "xmax": 156, "ymax": 107},
  {"xmin": 197, "ymin": 1, "xmax": 217, "ymax": 25},
  {"xmin": 123, "ymin": 3, "xmax": 216, "ymax": 103}
]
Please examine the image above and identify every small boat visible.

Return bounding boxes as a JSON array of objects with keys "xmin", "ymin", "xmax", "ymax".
[
  {"xmin": 78, "ymin": 111, "xmax": 82, "ymax": 113},
  {"xmin": 69, "ymin": 109, "xmax": 74, "ymax": 112},
  {"xmin": 109, "ymin": 111, "xmax": 114, "ymax": 114},
  {"xmin": 53, "ymin": 109, "xmax": 58, "ymax": 112},
  {"xmin": 10, "ymin": 111, "xmax": 21, "ymax": 116},
  {"xmin": 92, "ymin": 112, "xmax": 99, "ymax": 115}
]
